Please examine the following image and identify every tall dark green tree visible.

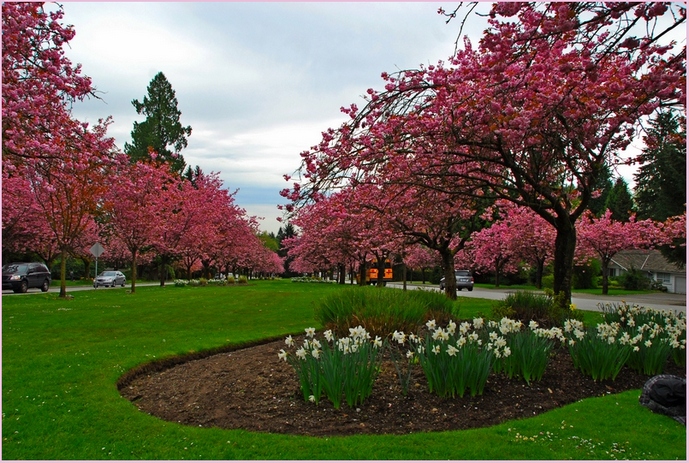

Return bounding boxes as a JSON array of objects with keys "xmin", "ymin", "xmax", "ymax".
[
  {"xmin": 634, "ymin": 111, "xmax": 686, "ymax": 222},
  {"xmin": 634, "ymin": 110, "xmax": 686, "ymax": 267},
  {"xmin": 588, "ymin": 163, "xmax": 614, "ymax": 217},
  {"xmin": 605, "ymin": 177, "xmax": 634, "ymax": 222},
  {"xmin": 124, "ymin": 72, "xmax": 192, "ymax": 175}
]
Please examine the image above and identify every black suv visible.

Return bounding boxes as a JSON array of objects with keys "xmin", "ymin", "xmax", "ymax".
[
  {"xmin": 2, "ymin": 262, "xmax": 52, "ymax": 293},
  {"xmin": 439, "ymin": 269, "xmax": 474, "ymax": 292}
]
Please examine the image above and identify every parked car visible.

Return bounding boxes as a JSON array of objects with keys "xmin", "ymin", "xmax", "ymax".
[
  {"xmin": 93, "ymin": 270, "xmax": 126, "ymax": 288},
  {"xmin": 2, "ymin": 262, "xmax": 51, "ymax": 293},
  {"xmin": 439, "ymin": 270, "xmax": 474, "ymax": 291}
]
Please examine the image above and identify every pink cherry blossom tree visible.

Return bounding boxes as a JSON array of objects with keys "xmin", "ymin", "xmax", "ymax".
[
  {"xmin": 576, "ymin": 210, "xmax": 662, "ymax": 294},
  {"xmin": 284, "ymin": 2, "xmax": 684, "ymax": 308}
]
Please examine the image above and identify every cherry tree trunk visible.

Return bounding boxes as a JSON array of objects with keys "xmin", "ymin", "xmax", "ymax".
[
  {"xmin": 59, "ymin": 249, "xmax": 68, "ymax": 298},
  {"xmin": 130, "ymin": 249, "xmax": 138, "ymax": 294},
  {"xmin": 552, "ymin": 221, "xmax": 577, "ymax": 309},
  {"xmin": 601, "ymin": 258, "xmax": 611, "ymax": 296},
  {"xmin": 439, "ymin": 249, "xmax": 457, "ymax": 300},
  {"xmin": 534, "ymin": 258, "xmax": 545, "ymax": 289}
]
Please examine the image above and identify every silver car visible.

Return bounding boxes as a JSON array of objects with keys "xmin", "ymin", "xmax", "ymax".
[
  {"xmin": 93, "ymin": 270, "xmax": 126, "ymax": 288},
  {"xmin": 439, "ymin": 270, "xmax": 474, "ymax": 291}
]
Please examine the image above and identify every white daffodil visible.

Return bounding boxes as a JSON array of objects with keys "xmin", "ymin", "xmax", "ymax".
[
  {"xmin": 309, "ymin": 395, "xmax": 316, "ymax": 403},
  {"xmin": 277, "ymin": 349, "xmax": 288, "ymax": 361},
  {"xmin": 426, "ymin": 319, "xmax": 437, "ymax": 330},
  {"xmin": 373, "ymin": 336, "xmax": 383, "ymax": 348},
  {"xmin": 311, "ymin": 348, "xmax": 320, "ymax": 359},
  {"xmin": 529, "ymin": 320, "xmax": 539, "ymax": 331},
  {"xmin": 446, "ymin": 345, "xmax": 459, "ymax": 356},
  {"xmin": 447, "ymin": 320, "xmax": 457, "ymax": 334},
  {"xmin": 432, "ymin": 345, "xmax": 441, "ymax": 354},
  {"xmin": 324, "ymin": 330, "xmax": 334, "ymax": 342},
  {"xmin": 473, "ymin": 318, "xmax": 484, "ymax": 330},
  {"xmin": 406, "ymin": 350, "xmax": 415, "ymax": 359},
  {"xmin": 305, "ymin": 327, "xmax": 316, "ymax": 338},
  {"xmin": 459, "ymin": 322, "xmax": 471, "ymax": 335},
  {"xmin": 285, "ymin": 335, "xmax": 294, "ymax": 347},
  {"xmin": 392, "ymin": 330, "xmax": 406, "ymax": 344},
  {"xmin": 295, "ymin": 347, "xmax": 307, "ymax": 360}
]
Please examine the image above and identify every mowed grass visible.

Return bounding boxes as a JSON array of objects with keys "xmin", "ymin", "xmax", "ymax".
[{"xmin": 2, "ymin": 280, "xmax": 685, "ymax": 460}]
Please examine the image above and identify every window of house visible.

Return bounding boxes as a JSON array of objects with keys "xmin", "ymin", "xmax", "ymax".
[{"xmin": 655, "ymin": 273, "xmax": 671, "ymax": 284}]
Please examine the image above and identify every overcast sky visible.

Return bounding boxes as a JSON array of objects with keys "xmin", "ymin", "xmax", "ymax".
[{"xmin": 61, "ymin": 1, "xmax": 493, "ymax": 234}]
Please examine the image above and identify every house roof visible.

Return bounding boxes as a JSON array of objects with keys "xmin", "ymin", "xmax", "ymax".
[{"xmin": 610, "ymin": 249, "xmax": 685, "ymax": 274}]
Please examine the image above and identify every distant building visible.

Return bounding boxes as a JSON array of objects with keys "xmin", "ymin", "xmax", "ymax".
[{"xmin": 610, "ymin": 249, "xmax": 686, "ymax": 294}]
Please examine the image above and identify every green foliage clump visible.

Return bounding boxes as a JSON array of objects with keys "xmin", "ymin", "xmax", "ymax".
[
  {"xmin": 238, "ymin": 276, "xmax": 248, "ymax": 284},
  {"xmin": 226, "ymin": 275, "xmax": 235, "ymax": 284},
  {"xmin": 493, "ymin": 290, "xmax": 580, "ymax": 326},
  {"xmin": 314, "ymin": 286, "xmax": 457, "ymax": 338},
  {"xmin": 618, "ymin": 268, "xmax": 653, "ymax": 290}
]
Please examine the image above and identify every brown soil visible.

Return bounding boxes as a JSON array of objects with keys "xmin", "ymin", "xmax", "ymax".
[{"xmin": 118, "ymin": 336, "xmax": 685, "ymax": 437}]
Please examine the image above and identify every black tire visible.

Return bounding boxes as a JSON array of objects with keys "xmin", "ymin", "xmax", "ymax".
[
  {"xmin": 468, "ymin": 287, "xmax": 473, "ymax": 292},
  {"xmin": 121, "ymin": 281, "xmax": 126, "ymax": 287},
  {"xmin": 41, "ymin": 280, "xmax": 50, "ymax": 292},
  {"xmin": 17, "ymin": 280, "xmax": 28, "ymax": 293}
]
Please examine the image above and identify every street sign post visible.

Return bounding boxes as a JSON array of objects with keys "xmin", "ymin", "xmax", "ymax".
[{"xmin": 89, "ymin": 243, "xmax": 105, "ymax": 281}]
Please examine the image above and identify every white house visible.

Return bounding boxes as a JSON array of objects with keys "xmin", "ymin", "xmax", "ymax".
[{"xmin": 610, "ymin": 249, "xmax": 686, "ymax": 294}]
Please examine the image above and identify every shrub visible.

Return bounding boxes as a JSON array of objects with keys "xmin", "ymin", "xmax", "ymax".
[
  {"xmin": 226, "ymin": 275, "xmax": 235, "ymax": 284},
  {"xmin": 492, "ymin": 291, "xmax": 567, "ymax": 325},
  {"xmin": 619, "ymin": 268, "xmax": 653, "ymax": 290},
  {"xmin": 314, "ymin": 286, "xmax": 457, "ymax": 338},
  {"xmin": 238, "ymin": 276, "xmax": 248, "ymax": 284}
]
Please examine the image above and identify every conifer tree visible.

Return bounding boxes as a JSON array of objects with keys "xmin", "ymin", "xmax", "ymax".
[
  {"xmin": 124, "ymin": 72, "xmax": 192, "ymax": 175},
  {"xmin": 634, "ymin": 111, "xmax": 686, "ymax": 222}
]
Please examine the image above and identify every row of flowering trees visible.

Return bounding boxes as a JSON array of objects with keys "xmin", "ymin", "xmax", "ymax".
[
  {"xmin": 1, "ymin": 3, "xmax": 282, "ymax": 296},
  {"xmin": 280, "ymin": 2, "xmax": 686, "ymax": 304}
]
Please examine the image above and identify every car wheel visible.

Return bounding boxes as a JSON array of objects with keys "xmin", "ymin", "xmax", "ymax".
[
  {"xmin": 468, "ymin": 287, "xmax": 473, "ymax": 292},
  {"xmin": 18, "ymin": 280, "xmax": 28, "ymax": 293},
  {"xmin": 121, "ymin": 281, "xmax": 126, "ymax": 287},
  {"xmin": 41, "ymin": 280, "xmax": 50, "ymax": 292}
]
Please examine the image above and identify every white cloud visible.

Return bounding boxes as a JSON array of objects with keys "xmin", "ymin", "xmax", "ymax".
[{"xmin": 60, "ymin": 2, "xmax": 485, "ymax": 233}]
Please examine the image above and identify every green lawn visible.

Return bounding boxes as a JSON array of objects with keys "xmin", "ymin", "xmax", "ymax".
[{"xmin": 2, "ymin": 280, "xmax": 685, "ymax": 460}]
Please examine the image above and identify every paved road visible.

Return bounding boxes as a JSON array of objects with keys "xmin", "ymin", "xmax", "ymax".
[
  {"xmin": 5, "ymin": 281, "xmax": 686, "ymax": 314},
  {"xmin": 387, "ymin": 282, "xmax": 687, "ymax": 313},
  {"xmin": 2, "ymin": 281, "xmax": 161, "ymax": 296}
]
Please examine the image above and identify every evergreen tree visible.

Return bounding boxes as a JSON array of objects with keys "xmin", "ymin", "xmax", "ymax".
[
  {"xmin": 605, "ymin": 177, "xmax": 634, "ymax": 222},
  {"xmin": 634, "ymin": 111, "xmax": 686, "ymax": 267},
  {"xmin": 588, "ymin": 163, "xmax": 614, "ymax": 217},
  {"xmin": 124, "ymin": 72, "xmax": 192, "ymax": 175},
  {"xmin": 634, "ymin": 111, "xmax": 686, "ymax": 222}
]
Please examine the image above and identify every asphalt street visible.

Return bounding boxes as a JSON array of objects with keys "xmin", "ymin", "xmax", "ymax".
[
  {"xmin": 4, "ymin": 280, "xmax": 686, "ymax": 314},
  {"xmin": 387, "ymin": 282, "xmax": 687, "ymax": 313}
]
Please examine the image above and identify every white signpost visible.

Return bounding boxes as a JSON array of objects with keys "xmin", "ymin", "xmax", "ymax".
[{"xmin": 89, "ymin": 242, "xmax": 105, "ymax": 281}]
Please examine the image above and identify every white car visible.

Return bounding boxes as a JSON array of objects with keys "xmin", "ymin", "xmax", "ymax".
[{"xmin": 93, "ymin": 270, "xmax": 126, "ymax": 288}]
